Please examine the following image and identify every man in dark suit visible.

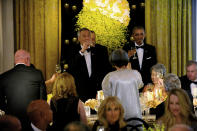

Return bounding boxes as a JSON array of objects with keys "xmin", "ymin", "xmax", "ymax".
[
  {"xmin": 90, "ymin": 30, "xmax": 112, "ymax": 88},
  {"xmin": 123, "ymin": 26, "xmax": 157, "ymax": 90},
  {"xmin": 68, "ymin": 28, "xmax": 104, "ymax": 102},
  {"xmin": 180, "ymin": 60, "xmax": 197, "ymax": 104},
  {"xmin": 0, "ymin": 49, "xmax": 47, "ymax": 130}
]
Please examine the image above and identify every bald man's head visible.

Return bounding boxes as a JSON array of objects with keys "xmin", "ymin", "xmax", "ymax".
[{"xmin": 14, "ymin": 49, "xmax": 30, "ymax": 66}]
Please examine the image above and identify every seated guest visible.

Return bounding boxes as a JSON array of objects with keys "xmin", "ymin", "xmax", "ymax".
[
  {"xmin": 143, "ymin": 63, "xmax": 167, "ymax": 119},
  {"xmin": 0, "ymin": 115, "xmax": 22, "ymax": 131},
  {"xmin": 102, "ymin": 49, "xmax": 143, "ymax": 123},
  {"xmin": 92, "ymin": 96, "xmax": 127, "ymax": 131},
  {"xmin": 180, "ymin": 60, "xmax": 197, "ymax": 105},
  {"xmin": 143, "ymin": 63, "xmax": 167, "ymax": 92},
  {"xmin": 50, "ymin": 72, "xmax": 87, "ymax": 131},
  {"xmin": 27, "ymin": 100, "xmax": 53, "ymax": 131},
  {"xmin": 64, "ymin": 121, "xmax": 90, "ymax": 131},
  {"xmin": 169, "ymin": 124, "xmax": 193, "ymax": 131},
  {"xmin": 164, "ymin": 73, "xmax": 181, "ymax": 91},
  {"xmin": 158, "ymin": 88, "xmax": 197, "ymax": 131}
]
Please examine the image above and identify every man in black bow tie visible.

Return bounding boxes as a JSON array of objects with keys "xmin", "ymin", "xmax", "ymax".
[
  {"xmin": 123, "ymin": 26, "xmax": 157, "ymax": 91},
  {"xmin": 180, "ymin": 60, "xmax": 197, "ymax": 104},
  {"xmin": 67, "ymin": 28, "xmax": 103, "ymax": 102}
]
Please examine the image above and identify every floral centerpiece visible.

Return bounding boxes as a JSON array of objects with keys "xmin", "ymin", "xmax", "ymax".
[
  {"xmin": 142, "ymin": 84, "xmax": 167, "ymax": 109},
  {"xmin": 84, "ymin": 90, "xmax": 104, "ymax": 111},
  {"xmin": 76, "ymin": 0, "xmax": 130, "ymax": 52}
]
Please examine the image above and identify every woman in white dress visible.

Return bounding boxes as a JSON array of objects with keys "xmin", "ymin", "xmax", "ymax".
[{"xmin": 102, "ymin": 49, "xmax": 143, "ymax": 124}]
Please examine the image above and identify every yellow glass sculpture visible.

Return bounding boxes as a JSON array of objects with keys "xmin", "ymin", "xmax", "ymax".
[{"xmin": 76, "ymin": 0, "xmax": 130, "ymax": 51}]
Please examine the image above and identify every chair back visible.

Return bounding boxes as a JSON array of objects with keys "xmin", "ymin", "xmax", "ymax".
[{"xmin": 126, "ymin": 117, "xmax": 149, "ymax": 131}]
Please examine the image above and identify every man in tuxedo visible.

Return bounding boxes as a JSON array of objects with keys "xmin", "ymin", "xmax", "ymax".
[
  {"xmin": 123, "ymin": 26, "xmax": 157, "ymax": 90},
  {"xmin": 90, "ymin": 30, "xmax": 112, "ymax": 87},
  {"xmin": 0, "ymin": 49, "xmax": 47, "ymax": 130},
  {"xmin": 68, "ymin": 28, "xmax": 103, "ymax": 102},
  {"xmin": 180, "ymin": 60, "xmax": 197, "ymax": 103}
]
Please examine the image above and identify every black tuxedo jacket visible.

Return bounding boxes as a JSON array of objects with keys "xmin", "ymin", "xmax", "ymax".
[
  {"xmin": 180, "ymin": 75, "xmax": 194, "ymax": 104},
  {"xmin": 92, "ymin": 44, "xmax": 112, "ymax": 85},
  {"xmin": 123, "ymin": 42, "xmax": 157, "ymax": 87},
  {"xmin": 67, "ymin": 44, "xmax": 105, "ymax": 102},
  {"xmin": 0, "ymin": 64, "xmax": 47, "ymax": 129}
]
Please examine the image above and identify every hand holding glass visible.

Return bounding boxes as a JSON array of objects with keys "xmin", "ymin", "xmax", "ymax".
[{"xmin": 129, "ymin": 47, "xmax": 137, "ymax": 59}]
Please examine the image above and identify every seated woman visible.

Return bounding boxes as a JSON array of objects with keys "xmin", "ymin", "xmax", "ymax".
[
  {"xmin": 92, "ymin": 96, "xmax": 127, "ymax": 131},
  {"xmin": 158, "ymin": 88, "xmax": 197, "ymax": 131},
  {"xmin": 50, "ymin": 72, "xmax": 87, "ymax": 131},
  {"xmin": 142, "ymin": 63, "xmax": 168, "ymax": 119},
  {"xmin": 143, "ymin": 70, "xmax": 182, "ymax": 120}
]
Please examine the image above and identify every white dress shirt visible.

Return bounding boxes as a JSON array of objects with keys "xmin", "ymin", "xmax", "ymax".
[
  {"xmin": 135, "ymin": 43, "xmax": 144, "ymax": 69},
  {"xmin": 190, "ymin": 79, "xmax": 197, "ymax": 97},
  {"xmin": 79, "ymin": 46, "xmax": 92, "ymax": 77},
  {"xmin": 31, "ymin": 123, "xmax": 42, "ymax": 131}
]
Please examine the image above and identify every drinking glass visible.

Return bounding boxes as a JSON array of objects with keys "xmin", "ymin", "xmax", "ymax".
[
  {"xmin": 97, "ymin": 126, "xmax": 105, "ymax": 131},
  {"xmin": 55, "ymin": 64, "xmax": 61, "ymax": 73},
  {"xmin": 130, "ymin": 47, "xmax": 137, "ymax": 59},
  {"xmin": 193, "ymin": 96, "xmax": 197, "ymax": 116},
  {"xmin": 84, "ymin": 106, "xmax": 91, "ymax": 116}
]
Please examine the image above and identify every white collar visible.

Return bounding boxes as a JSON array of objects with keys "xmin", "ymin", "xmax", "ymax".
[
  {"xmin": 15, "ymin": 63, "xmax": 26, "ymax": 66},
  {"xmin": 31, "ymin": 123, "xmax": 43, "ymax": 131},
  {"xmin": 135, "ymin": 42, "xmax": 144, "ymax": 47},
  {"xmin": 80, "ymin": 44, "xmax": 90, "ymax": 49}
]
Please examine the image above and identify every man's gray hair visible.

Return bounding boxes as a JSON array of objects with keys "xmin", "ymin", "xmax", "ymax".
[
  {"xmin": 77, "ymin": 28, "xmax": 90, "ymax": 37},
  {"xmin": 186, "ymin": 60, "xmax": 197, "ymax": 70}
]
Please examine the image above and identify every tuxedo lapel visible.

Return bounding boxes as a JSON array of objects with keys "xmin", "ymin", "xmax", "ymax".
[
  {"xmin": 90, "ymin": 50, "xmax": 96, "ymax": 77},
  {"xmin": 141, "ymin": 44, "xmax": 149, "ymax": 70},
  {"xmin": 77, "ymin": 45, "xmax": 91, "ymax": 78}
]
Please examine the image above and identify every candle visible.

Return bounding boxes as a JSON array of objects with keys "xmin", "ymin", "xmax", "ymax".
[{"xmin": 145, "ymin": 91, "xmax": 154, "ymax": 101}]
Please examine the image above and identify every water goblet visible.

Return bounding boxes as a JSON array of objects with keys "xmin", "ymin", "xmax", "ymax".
[
  {"xmin": 55, "ymin": 64, "xmax": 61, "ymax": 73},
  {"xmin": 84, "ymin": 106, "xmax": 91, "ymax": 116},
  {"xmin": 97, "ymin": 126, "xmax": 105, "ymax": 131},
  {"xmin": 130, "ymin": 46, "xmax": 137, "ymax": 59}
]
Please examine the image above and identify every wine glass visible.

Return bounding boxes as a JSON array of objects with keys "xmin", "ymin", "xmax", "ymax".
[
  {"xmin": 55, "ymin": 64, "xmax": 61, "ymax": 73},
  {"xmin": 97, "ymin": 126, "xmax": 105, "ymax": 131},
  {"xmin": 193, "ymin": 96, "xmax": 197, "ymax": 116},
  {"xmin": 191, "ymin": 85, "xmax": 197, "ymax": 115},
  {"xmin": 84, "ymin": 106, "xmax": 91, "ymax": 116},
  {"xmin": 130, "ymin": 46, "xmax": 137, "ymax": 59}
]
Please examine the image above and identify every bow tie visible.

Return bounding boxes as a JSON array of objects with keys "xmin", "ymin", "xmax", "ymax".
[
  {"xmin": 191, "ymin": 81, "xmax": 197, "ymax": 84},
  {"xmin": 136, "ymin": 45, "xmax": 144, "ymax": 49}
]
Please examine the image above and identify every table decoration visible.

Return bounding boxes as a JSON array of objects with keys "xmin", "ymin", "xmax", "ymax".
[{"xmin": 84, "ymin": 90, "xmax": 104, "ymax": 112}]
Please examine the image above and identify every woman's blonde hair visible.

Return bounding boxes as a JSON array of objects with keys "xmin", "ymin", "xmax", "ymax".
[
  {"xmin": 52, "ymin": 72, "xmax": 77, "ymax": 100},
  {"xmin": 97, "ymin": 96, "xmax": 126, "ymax": 128},
  {"xmin": 159, "ymin": 88, "xmax": 196, "ymax": 130}
]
